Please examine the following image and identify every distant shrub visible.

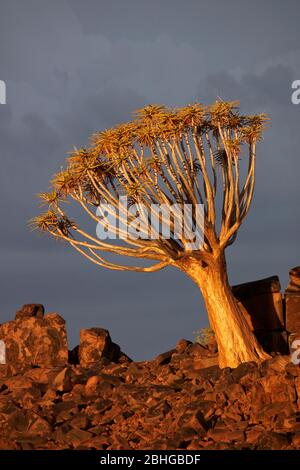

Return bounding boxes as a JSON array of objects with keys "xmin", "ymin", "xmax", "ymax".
[{"xmin": 194, "ymin": 327, "xmax": 215, "ymax": 347}]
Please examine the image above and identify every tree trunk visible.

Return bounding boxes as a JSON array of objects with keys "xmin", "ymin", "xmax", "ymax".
[{"xmin": 179, "ymin": 253, "xmax": 270, "ymax": 368}]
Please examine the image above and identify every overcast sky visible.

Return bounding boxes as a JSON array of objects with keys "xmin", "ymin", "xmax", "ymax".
[{"xmin": 0, "ymin": 0, "xmax": 299, "ymax": 359}]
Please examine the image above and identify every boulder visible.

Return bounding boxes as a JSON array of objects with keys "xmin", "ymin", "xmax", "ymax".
[
  {"xmin": 85, "ymin": 375, "xmax": 101, "ymax": 396},
  {"xmin": 285, "ymin": 293, "xmax": 300, "ymax": 334},
  {"xmin": 285, "ymin": 266, "xmax": 300, "ymax": 335},
  {"xmin": 0, "ymin": 313, "xmax": 68, "ymax": 374},
  {"xmin": 15, "ymin": 304, "xmax": 44, "ymax": 320},
  {"xmin": 232, "ymin": 276, "xmax": 283, "ymax": 331},
  {"xmin": 53, "ymin": 367, "xmax": 74, "ymax": 393},
  {"xmin": 175, "ymin": 339, "xmax": 192, "ymax": 354},
  {"xmin": 79, "ymin": 328, "xmax": 122, "ymax": 367},
  {"xmin": 286, "ymin": 266, "xmax": 300, "ymax": 293},
  {"xmin": 152, "ymin": 349, "xmax": 176, "ymax": 366}
]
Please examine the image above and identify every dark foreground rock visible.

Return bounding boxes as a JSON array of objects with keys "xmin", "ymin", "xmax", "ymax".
[{"xmin": 0, "ymin": 305, "xmax": 300, "ymax": 450}]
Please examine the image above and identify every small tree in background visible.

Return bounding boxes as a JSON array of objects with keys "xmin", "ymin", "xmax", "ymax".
[
  {"xmin": 194, "ymin": 327, "xmax": 215, "ymax": 348},
  {"xmin": 32, "ymin": 100, "xmax": 270, "ymax": 368}
]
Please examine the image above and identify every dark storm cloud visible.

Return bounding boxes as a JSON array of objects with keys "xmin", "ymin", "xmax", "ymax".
[
  {"xmin": 56, "ymin": 87, "xmax": 147, "ymax": 147},
  {"xmin": 0, "ymin": 0, "xmax": 300, "ymax": 358},
  {"xmin": 68, "ymin": 0, "xmax": 300, "ymax": 62}
]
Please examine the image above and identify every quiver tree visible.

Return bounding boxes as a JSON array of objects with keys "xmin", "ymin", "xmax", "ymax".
[{"xmin": 32, "ymin": 100, "xmax": 270, "ymax": 368}]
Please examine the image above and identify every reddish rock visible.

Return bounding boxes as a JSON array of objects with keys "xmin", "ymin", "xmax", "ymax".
[
  {"xmin": 246, "ymin": 427, "xmax": 264, "ymax": 444},
  {"xmin": 79, "ymin": 328, "xmax": 122, "ymax": 367},
  {"xmin": 124, "ymin": 362, "xmax": 146, "ymax": 383},
  {"xmin": 85, "ymin": 375, "xmax": 101, "ymax": 396},
  {"xmin": 175, "ymin": 339, "xmax": 192, "ymax": 354},
  {"xmin": 0, "ymin": 375, "xmax": 33, "ymax": 391},
  {"xmin": 187, "ymin": 342, "xmax": 211, "ymax": 357},
  {"xmin": 267, "ymin": 355, "xmax": 290, "ymax": 373},
  {"xmin": 7, "ymin": 410, "xmax": 31, "ymax": 433},
  {"xmin": 285, "ymin": 361, "xmax": 300, "ymax": 377},
  {"xmin": 260, "ymin": 374, "xmax": 295, "ymax": 403},
  {"xmin": 53, "ymin": 401, "xmax": 77, "ymax": 424},
  {"xmin": 292, "ymin": 431, "xmax": 300, "ymax": 447},
  {"xmin": 182, "ymin": 410, "xmax": 208, "ymax": 432},
  {"xmin": 0, "ymin": 313, "xmax": 68, "ymax": 374},
  {"xmin": 152, "ymin": 349, "xmax": 175, "ymax": 366},
  {"xmin": 29, "ymin": 417, "xmax": 52, "ymax": 436},
  {"xmin": 69, "ymin": 414, "xmax": 89, "ymax": 430},
  {"xmin": 284, "ymin": 269, "xmax": 300, "ymax": 343},
  {"xmin": 78, "ymin": 435, "xmax": 110, "ymax": 450},
  {"xmin": 207, "ymin": 428, "xmax": 245, "ymax": 443},
  {"xmin": 194, "ymin": 355, "xmax": 219, "ymax": 369},
  {"xmin": 255, "ymin": 432, "xmax": 289, "ymax": 450},
  {"xmin": 53, "ymin": 367, "xmax": 74, "ymax": 393},
  {"xmin": 117, "ymin": 352, "xmax": 132, "ymax": 365},
  {"xmin": 286, "ymin": 266, "xmax": 300, "ymax": 293},
  {"xmin": 285, "ymin": 293, "xmax": 300, "ymax": 334},
  {"xmin": 24, "ymin": 367, "xmax": 64, "ymax": 385},
  {"xmin": 15, "ymin": 304, "xmax": 44, "ymax": 320},
  {"xmin": 65, "ymin": 428, "xmax": 93, "ymax": 448}
]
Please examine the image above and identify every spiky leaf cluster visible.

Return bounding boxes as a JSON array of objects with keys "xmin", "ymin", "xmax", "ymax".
[{"xmin": 32, "ymin": 100, "xmax": 268, "ymax": 272}]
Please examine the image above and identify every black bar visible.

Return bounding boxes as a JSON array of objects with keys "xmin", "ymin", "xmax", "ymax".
[{"xmin": 0, "ymin": 450, "xmax": 300, "ymax": 466}]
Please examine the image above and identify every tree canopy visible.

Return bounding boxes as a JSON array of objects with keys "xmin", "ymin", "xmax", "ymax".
[{"xmin": 32, "ymin": 100, "xmax": 267, "ymax": 273}]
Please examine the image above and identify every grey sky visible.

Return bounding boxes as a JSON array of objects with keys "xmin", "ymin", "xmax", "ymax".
[{"xmin": 0, "ymin": 0, "xmax": 299, "ymax": 359}]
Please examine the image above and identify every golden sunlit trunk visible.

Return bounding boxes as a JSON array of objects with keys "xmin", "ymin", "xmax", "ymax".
[{"xmin": 181, "ymin": 253, "xmax": 270, "ymax": 368}]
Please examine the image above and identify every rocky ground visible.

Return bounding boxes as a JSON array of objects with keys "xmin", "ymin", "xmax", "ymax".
[{"xmin": 1, "ymin": 304, "xmax": 300, "ymax": 450}]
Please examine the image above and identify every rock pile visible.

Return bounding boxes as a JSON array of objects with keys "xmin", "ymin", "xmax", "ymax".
[{"xmin": 1, "ymin": 305, "xmax": 300, "ymax": 450}]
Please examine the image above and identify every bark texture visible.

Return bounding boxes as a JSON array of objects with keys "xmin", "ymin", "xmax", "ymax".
[{"xmin": 178, "ymin": 253, "xmax": 270, "ymax": 368}]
